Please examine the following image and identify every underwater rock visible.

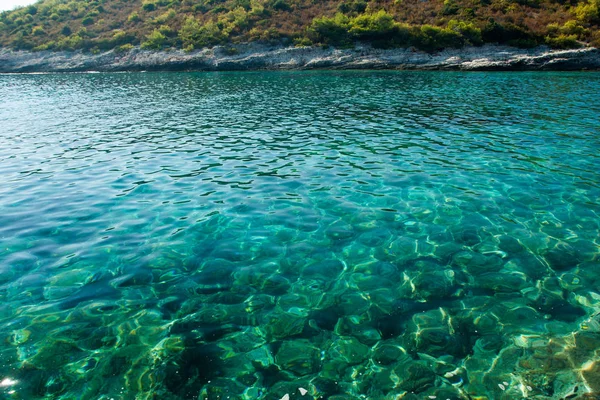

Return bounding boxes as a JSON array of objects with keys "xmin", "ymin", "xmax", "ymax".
[
  {"xmin": 376, "ymin": 236, "xmax": 421, "ymax": 263},
  {"xmin": 412, "ymin": 268, "xmax": 457, "ymax": 300},
  {"xmin": 342, "ymin": 242, "xmax": 373, "ymax": 264},
  {"xmin": 354, "ymin": 327, "xmax": 382, "ymax": 346},
  {"xmin": 355, "ymin": 366, "xmax": 396, "ymax": 395},
  {"xmin": 209, "ymin": 239, "xmax": 254, "ymax": 262},
  {"xmin": 302, "ymin": 259, "xmax": 344, "ymax": 280},
  {"xmin": 498, "ymin": 235, "xmax": 526, "ymax": 255},
  {"xmin": 193, "ymin": 259, "xmax": 237, "ymax": 294},
  {"xmin": 434, "ymin": 204, "xmax": 463, "ymax": 225},
  {"xmin": 358, "ymin": 228, "xmax": 392, "ymax": 248},
  {"xmin": 325, "ymin": 220, "xmax": 356, "ymax": 241},
  {"xmin": 405, "ymin": 308, "xmax": 466, "ymax": 358},
  {"xmin": 111, "ymin": 269, "xmax": 154, "ymax": 288},
  {"xmin": 531, "ymin": 292, "xmax": 586, "ymax": 323},
  {"xmin": 433, "ymin": 241, "xmax": 466, "ymax": 263},
  {"xmin": 452, "ymin": 251, "xmax": 503, "ymax": 276},
  {"xmin": 353, "ymin": 260, "xmax": 398, "ymax": 278},
  {"xmin": 509, "ymin": 254, "xmax": 548, "ymax": 280},
  {"xmin": 474, "ymin": 334, "xmax": 506, "ymax": 354},
  {"xmin": 338, "ymin": 291, "xmax": 371, "ymax": 316},
  {"xmin": 262, "ymin": 311, "xmax": 307, "ymax": 340},
  {"xmin": 368, "ymin": 288, "xmax": 400, "ymax": 316},
  {"xmin": 571, "ymin": 331, "xmax": 600, "ymax": 365},
  {"xmin": 327, "ymin": 336, "xmax": 370, "ymax": 366},
  {"xmin": 334, "ymin": 315, "xmax": 381, "ymax": 346},
  {"xmin": 476, "ymin": 271, "xmax": 529, "ymax": 293},
  {"xmin": 0, "ymin": 264, "xmax": 15, "ymax": 285},
  {"xmin": 394, "ymin": 362, "xmax": 436, "ymax": 393},
  {"xmin": 8, "ymin": 328, "xmax": 31, "ymax": 345},
  {"xmin": 259, "ymin": 274, "xmax": 292, "ymax": 296},
  {"xmin": 28, "ymin": 339, "xmax": 84, "ymax": 368},
  {"xmin": 454, "ymin": 226, "xmax": 481, "ymax": 247},
  {"xmin": 49, "ymin": 268, "xmax": 97, "ymax": 287},
  {"xmin": 559, "ymin": 272, "xmax": 584, "ymax": 291},
  {"xmin": 544, "ymin": 245, "xmax": 581, "ymax": 272},
  {"xmin": 265, "ymin": 380, "xmax": 315, "ymax": 400},
  {"xmin": 275, "ymin": 339, "xmax": 321, "ymax": 376},
  {"xmin": 501, "ymin": 305, "xmax": 542, "ymax": 329},
  {"xmin": 277, "ymin": 293, "xmax": 315, "ymax": 313},
  {"xmin": 43, "ymin": 285, "xmax": 83, "ymax": 300},
  {"xmin": 217, "ymin": 328, "xmax": 266, "ymax": 356},
  {"xmin": 581, "ymin": 361, "xmax": 600, "ymax": 392},
  {"xmin": 198, "ymin": 377, "xmax": 247, "ymax": 400},
  {"xmin": 372, "ymin": 342, "xmax": 409, "ymax": 365},
  {"xmin": 348, "ymin": 273, "xmax": 393, "ymax": 292}
]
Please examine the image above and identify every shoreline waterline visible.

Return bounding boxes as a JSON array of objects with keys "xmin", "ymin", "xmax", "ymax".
[{"xmin": 1, "ymin": 43, "xmax": 600, "ymax": 73}]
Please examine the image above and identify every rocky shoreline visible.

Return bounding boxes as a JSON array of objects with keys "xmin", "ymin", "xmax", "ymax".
[{"xmin": 1, "ymin": 43, "xmax": 600, "ymax": 73}]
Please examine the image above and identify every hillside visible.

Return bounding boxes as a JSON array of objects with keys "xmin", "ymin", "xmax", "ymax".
[{"xmin": 0, "ymin": 0, "xmax": 599, "ymax": 53}]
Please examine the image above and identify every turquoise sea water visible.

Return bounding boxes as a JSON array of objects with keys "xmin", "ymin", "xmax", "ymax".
[{"xmin": 0, "ymin": 71, "xmax": 599, "ymax": 400}]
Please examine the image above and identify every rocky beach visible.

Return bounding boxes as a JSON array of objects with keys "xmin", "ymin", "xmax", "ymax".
[{"xmin": 1, "ymin": 44, "xmax": 600, "ymax": 73}]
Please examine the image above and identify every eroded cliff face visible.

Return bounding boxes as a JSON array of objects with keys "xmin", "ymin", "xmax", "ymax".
[{"xmin": 1, "ymin": 44, "xmax": 599, "ymax": 73}]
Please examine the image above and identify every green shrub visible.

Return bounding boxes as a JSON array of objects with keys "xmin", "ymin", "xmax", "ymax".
[
  {"xmin": 33, "ymin": 41, "xmax": 55, "ymax": 51},
  {"xmin": 77, "ymin": 27, "xmax": 90, "ymax": 37},
  {"xmin": 154, "ymin": 10, "xmax": 176, "ymax": 24},
  {"xmin": 482, "ymin": 19, "xmax": 539, "ymax": 46},
  {"xmin": 234, "ymin": 0, "xmax": 252, "ymax": 9},
  {"xmin": 249, "ymin": 0, "xmax": 268, "ymax": 16},
  {"xmin": 309, "ymin": 13, "xmax": 351, "ymax": 45},
  {"xmin": 545, "ymin": 33, "xmax": 580, "ymax": 48},
  {"xmin": 268, "ymin": 0, "xmax": 292, "ymax": 11},
  {"xmin": 351, "ymin": 11, "xmax": 412, "ymax": 47},
  {"xmin": 461, "ymin": 7, "xmax": 476, "ymax": 18},
  {"xmin": 219, "ymin": 7, "xmax": 250, "ymax": 35},
  {"xmin": 442, "ymin": 0, "xmax": 460, "ymax": 15},
  {"xmin": 338, "ymin": 0, "xmax": 368, "ymax": 14},
  {"xmin": 56, "ymin": 34, "xmax": 83, "ymax": 50},
  {"xmin": 115, "ymin": 43, "xmax": 134, "ymax": 53},
  {"xmin": 11, "ymin": 32, "xmax": 35, "ymax": 50},
  {"xmin": 348, "ymin": 10, "xmax": 396, "ymax": 38},
  {"xmin": 560, "ymin": 20, "xmax": 587, "ymax": 36},
  {"xmin": 591, "ymin": 30, "xmax": 600, "ymax": 47},
  {"xmin": 179, "ymin": 17, "xmax": 227, "ymax": 49},
  {"xmin": 56, "ymin": 4, "xmax": 70, "ymax": 15},
  {"xmin": 294, "ymin": 36, "xmax": 313, "ymax": 46},
  {"xmin": 546, "ymin": 22, "xmax": 559, "ymax": 35},
  {"xmin": 309, "ymin": 11, "xmax": 471, "ymax": 49},
  {"xmin": 110, "ymin": 29, "xmax": 135, "ymax": 47},
  {"xmin": 142, "ymin": 1, "xmax": 157, "ymax": 11},
  {"xmin": 573, "ymin": 0, "xmax": 599, "ymax": 24},
  {"xmin": 448, "ymin": 20, "xmax": 482, "ymax": 45},
  {"xmin": 413, "ymin": 24, "xmax": 464, "ymax": 50},
  {"xmin": 32, "ymin": 26, "xmax": 45, "ymax": 36},
  {"xmin": 82, "ymin": 16, "xmax": 94, "ymax": 26},
  {"xmin": 128, "ymin": 12, "xmax": 141, "ymax": 23},
  {"xmin": 141, "ymin": 29, "xmax": 167, "ymax": 49},
  {"xmin": 61, "ymin": 25, "xmax": 72, "ymax": 35},
  {"xmin": 259, "ymin": 27, "xmax": 280, "ymax": 41}
]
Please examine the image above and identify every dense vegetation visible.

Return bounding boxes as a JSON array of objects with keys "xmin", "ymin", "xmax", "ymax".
[{"xmin": 0, "ymin": 0, "xmax": 598, "ymax": 52}]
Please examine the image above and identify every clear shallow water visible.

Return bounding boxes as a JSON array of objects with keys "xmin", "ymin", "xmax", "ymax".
[{"xmin": 0, "ymin": 71, "xmax": 599, "ymax": 400}]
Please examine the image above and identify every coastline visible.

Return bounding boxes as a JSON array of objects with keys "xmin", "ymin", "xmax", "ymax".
[{"xmin": 1, "ymin": 43, "xmax": 600, "ymax": 73}]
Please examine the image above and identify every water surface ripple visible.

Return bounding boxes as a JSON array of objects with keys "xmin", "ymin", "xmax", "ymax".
[{"xmin": 0, "ymin": 71, "xmax": 599, "ymax": 399}]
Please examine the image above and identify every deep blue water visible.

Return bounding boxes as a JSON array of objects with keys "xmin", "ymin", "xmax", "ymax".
[{"xmin": 0, "ymin": 71, "xmax": 599, "ymax": 399}]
